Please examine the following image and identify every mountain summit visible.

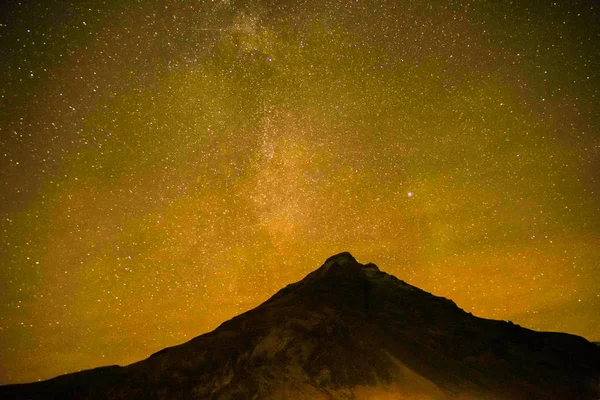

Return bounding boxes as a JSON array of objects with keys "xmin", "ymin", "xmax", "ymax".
[{"xmin": 2, "ymin": 252, "xmax": 599, "ymax": 399}]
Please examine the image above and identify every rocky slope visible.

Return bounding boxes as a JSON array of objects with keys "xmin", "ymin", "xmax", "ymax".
[{"xmin": 1, "ymin": 252, "xmax": 599, "ymax": 399}]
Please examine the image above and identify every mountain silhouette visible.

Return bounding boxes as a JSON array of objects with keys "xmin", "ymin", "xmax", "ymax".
[{"xmin": 2, "ymin": 252, "xmax": 599, "ymax": 399}]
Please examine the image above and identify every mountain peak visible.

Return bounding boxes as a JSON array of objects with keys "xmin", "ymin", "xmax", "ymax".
[
  {"xmin": 2, "ymin": 253, "xmax": 599, "ymax": 400},
  {"xmin": 261, "ymin": 252, "xmax": 383, "ymax": 308},
  {"xmin": 315, "ymin": 251, "xmax": 380, "ymax": 279},
  {"xmin": 321, "ymin": 251, "xmax": 360, "ymax": 274},
  {"xmin": 324, "ymin": 251, "xmax": 357, "ymax": 264}
]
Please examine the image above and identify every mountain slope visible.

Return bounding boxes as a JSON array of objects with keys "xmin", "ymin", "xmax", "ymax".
[{"xmin": 2, "ymin": 252, "xmax": 599, "ymax": 399}]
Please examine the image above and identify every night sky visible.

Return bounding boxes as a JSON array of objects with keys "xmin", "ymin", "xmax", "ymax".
[{"xmin": 1, "ymin": 0, "xmax": 599, "ymax": 384}]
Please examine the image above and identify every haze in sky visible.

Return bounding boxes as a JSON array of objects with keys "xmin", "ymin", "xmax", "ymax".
[{"xmin": 1, "ymin": 0, "xmax": 598, "ymax": 384}]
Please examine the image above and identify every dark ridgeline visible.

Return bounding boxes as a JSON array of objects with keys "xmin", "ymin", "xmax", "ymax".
[{"xmin": 2, "ymin": 252, "xmax": 599, "ymax": 399}]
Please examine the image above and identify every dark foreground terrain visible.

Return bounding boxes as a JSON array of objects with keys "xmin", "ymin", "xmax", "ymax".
[{"xmin": 2, "ymin": 252, "xmax": 599, "ymax": 399}]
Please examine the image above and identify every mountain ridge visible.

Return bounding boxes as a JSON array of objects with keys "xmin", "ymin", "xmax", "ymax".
[{"xmin": 1, "ymin": 252, "xmax": 598, "ymax": 399}]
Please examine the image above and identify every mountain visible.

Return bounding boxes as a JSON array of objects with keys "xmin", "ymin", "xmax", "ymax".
[{"xmin": 2, "ymin": 252, "xmax": 599, "ymax": 399}]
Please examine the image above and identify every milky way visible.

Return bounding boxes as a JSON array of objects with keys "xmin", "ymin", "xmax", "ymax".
[{"xmin": 1, "ymin": 0, "xmax": 599, "ymax": 384}]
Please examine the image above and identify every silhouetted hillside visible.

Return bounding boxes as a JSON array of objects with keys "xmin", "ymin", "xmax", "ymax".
[{"xmin": 2, "ymin": 252, "xmax": 599, "ymax": 399}]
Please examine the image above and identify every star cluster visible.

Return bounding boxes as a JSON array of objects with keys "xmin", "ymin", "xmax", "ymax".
[{"xmin": 1, "ymin": 0, "xmax": 599, "ymax": 384}]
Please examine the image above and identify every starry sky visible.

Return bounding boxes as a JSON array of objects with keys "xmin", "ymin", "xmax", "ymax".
[{"xmin": 1, "ymin": 0, "xmax": 599, "ymax": 385}]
